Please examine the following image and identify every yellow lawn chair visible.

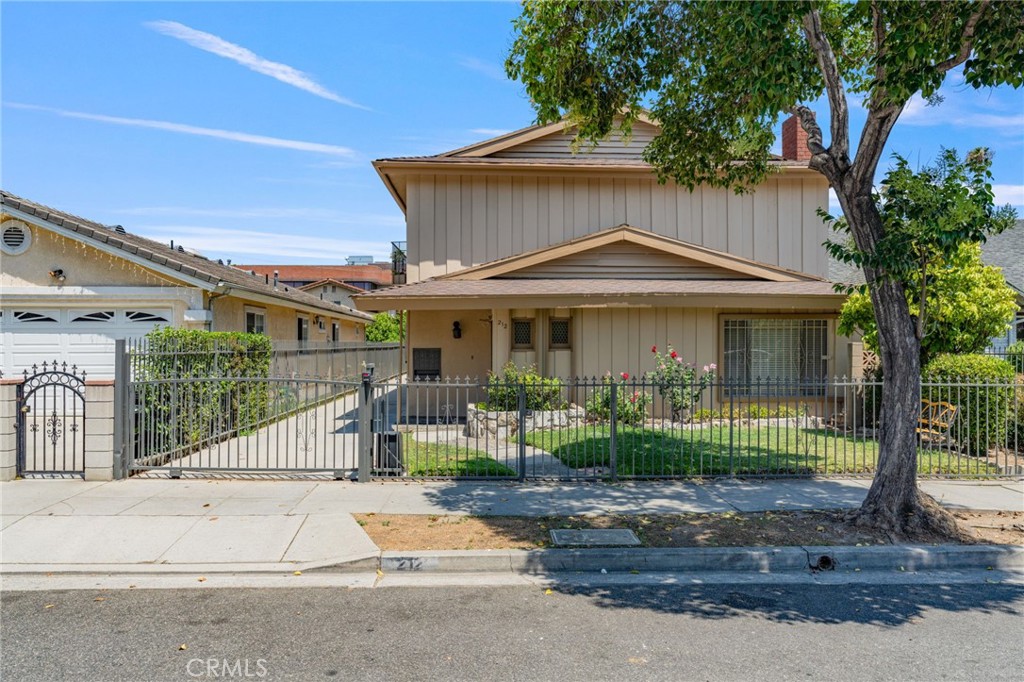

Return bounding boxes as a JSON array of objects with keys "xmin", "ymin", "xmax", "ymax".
[{"xmin": 916, "ymin": 400, "xmax": 959, "ymax": 447}]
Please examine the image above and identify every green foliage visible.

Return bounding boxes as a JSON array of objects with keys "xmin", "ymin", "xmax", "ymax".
[
  {"xmin": 838, "ymin": 241, "xmax": 1018, "ymax": 365},
  {"xmin": 585, "ymin": 373, "xmax": 652, "ymax": 426},
  {"xmin": 1006, "ymin": 341, "xmax": 1024, "ymax": 374},
  {"xmin": 1009, "ymin": 377, "xmax": 1024, "ymax": 452},
  {"xmin": 691, "ymin": 405, "xmax": 805, "ymax": 422},
  {"xmin": 508, "ymin": 2, "xmax": 1023, "ymax": 192},
  {"xmin": 922, "ymin": 353, "xmax": 1016, "ymax": 456},
  {"xmin": 134, "ymin": 328, "xmax": 273, "ymax": 455},
  {"xmin": 645, "ymin": 345, "xmax": 717, "ymax": 421},
  {"xmin": 365, "ymin": 312, "xmax": 404, "ymax": 343},
  {"xmin": 483, "ymin": 363, "xmax": 566, "ymax": 411}
]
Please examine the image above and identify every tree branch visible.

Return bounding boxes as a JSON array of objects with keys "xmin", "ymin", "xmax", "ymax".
[
  {"xmin": 935, "ymin": 1, "xmax": 990, "ymax": 74},
  {"xmin": 851, "ymin": 105, "xmax": 901, "ymax": 191},
  {"xmin": 872, "ymin": 0, "xmax": 886, "ymax": 84},
  {"xmin": 801, "ymin": 8, "xmax": 850, "ymax": 162}
]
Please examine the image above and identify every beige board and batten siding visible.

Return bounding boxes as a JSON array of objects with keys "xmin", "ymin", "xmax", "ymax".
[
  {"xmin": 405, "ymin": 174, "xmax": 830, "ymax": 283},
  {"xmin": 489, "ymin": 122, "xmax": 661, "ymax": 159}
]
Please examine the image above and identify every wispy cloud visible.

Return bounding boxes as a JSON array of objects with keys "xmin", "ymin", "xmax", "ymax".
[
  {"xmin": 470, "ymin": 128, "xmax": 512, "ymax": 137},
  {"xmin": 457, "ymin": 56, "xmax": 507, "ymax": 81},
  {"xmin": 146, "ymin": 20, "xmax": 368, "ymax": 110},
  {"xmin": 993, "ymin": 184, "xmax": 1024, "ymax": 208},
  {"xmin": 114, "ymin": 206, "xmax": 403, "ymax": 227},
  {"xmin": 134, "ymin": 226, "xmax": 392, "ymax": 261},
  {"xmin": 900, "ymin": 93, "xmax": 1024, "ymax": 133},
  {"xmin": 6, "ymin": 102, "xmax": 355, "ymax": 157}
]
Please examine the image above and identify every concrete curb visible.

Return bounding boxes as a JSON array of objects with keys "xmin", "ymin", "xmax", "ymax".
[
  {"xmin": 3, "ymin": 545, "xmax": 1021, "ymax": 578},
  {"xmin": 359, "ymin": 544, "xmax": 1024, "ymax": 575}
]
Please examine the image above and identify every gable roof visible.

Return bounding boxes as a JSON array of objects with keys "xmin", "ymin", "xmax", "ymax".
[
  {"xmin": 0, "ymin": 190, "xmax": 372, "ymax": 322},
  {"xmin": 299, "ymin": 278, "xmax": 365, "ymax": 294},
  {"xmin": 437, "ymin": 225, "xmax": 823, "ymax": 283},
  {"xmin": 373, "ymin": 116, "xmax": 814, "ymax": 212}
]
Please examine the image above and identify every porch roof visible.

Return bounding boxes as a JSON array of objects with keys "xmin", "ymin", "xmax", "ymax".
[{"xmin": 353, "ymin": 278, "xmax": 845, "ymax": 311}]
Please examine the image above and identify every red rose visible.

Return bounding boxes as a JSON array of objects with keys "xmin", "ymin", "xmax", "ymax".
[
  {"xmin": 621, "ymin": 372, "xmax": 630, "ymax": 380},
  {"xmin": 670, "ymin": 350, "xmax": 678, "ymax": 359},
  {"xmin": 651, "ymin": 345, "xmax": 657, "ymax": 353}
]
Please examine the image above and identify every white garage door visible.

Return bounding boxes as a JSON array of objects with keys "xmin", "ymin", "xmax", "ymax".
[{"xmin": 0, "ymin": 308, "xmax": 172, "ymax": 379}]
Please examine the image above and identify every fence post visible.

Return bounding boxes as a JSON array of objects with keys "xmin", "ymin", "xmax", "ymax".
[
  {"xmin": 358, "ymin": 370, "xmax": 373, "ymax": 482},
  {"xmin": 517, "ymin": 383, "xmax": 527, "ymax": 481},
  {"xmin": 609, "ymin": 380, "xmax": 618, "ymax": 482},
  {"xmin": 113, "ymin": 339, "xmax": 127, "ymax": 479},
  {"xmin": 728, "ymin": 381, "xmax": 735, "ymax": 477}
]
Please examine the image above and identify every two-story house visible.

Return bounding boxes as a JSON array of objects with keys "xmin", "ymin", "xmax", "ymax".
[{"xmin": 355, "ymin": 115, "xmax": 851, "ymax": 394}]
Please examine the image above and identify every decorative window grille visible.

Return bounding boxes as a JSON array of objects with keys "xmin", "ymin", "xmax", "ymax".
[
  {"xmin": 550, "ymin": 318, "xmax": 571, "ymax": 349},
  {"xmin": 126, "ymin": 311, "xmax": 169, "ymax": 323},
  {"xmin": 512, "ymin": 319, "xmax": 534, "ymax": 349},
  {"xmin": 412, "ymin": 348, "xmax": 442, "ymax": 380},
  {"xmin": 71, "ymin": 311, "xmax": 115, "ymax": 323},
  {"xmin": 723, "ymin": 318, "xmax": 829, "ymax": 395},
  {"xmin": 13, "ymin": 311, "xmax": 59, "ymax": 323}
]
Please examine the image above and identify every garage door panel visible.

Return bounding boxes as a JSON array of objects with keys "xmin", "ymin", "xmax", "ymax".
[{"xmin": 2, "ymin": 308, "xmax": 171, "ymax": 378}]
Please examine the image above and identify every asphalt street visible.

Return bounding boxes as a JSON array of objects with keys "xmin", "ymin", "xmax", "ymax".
[{"xmin": 2, "ymin": 582, "xmax": 1022, "ymax": 682}]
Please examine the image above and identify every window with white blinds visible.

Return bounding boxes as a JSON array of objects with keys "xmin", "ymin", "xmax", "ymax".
[{"xmin": 723, "ymin": 319, "xmax": 829, "ymax": 394}]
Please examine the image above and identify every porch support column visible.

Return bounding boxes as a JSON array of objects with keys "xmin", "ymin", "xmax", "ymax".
[{"xmin": 492, "ymin": 308, "xmax": 510, "ymax": 371}]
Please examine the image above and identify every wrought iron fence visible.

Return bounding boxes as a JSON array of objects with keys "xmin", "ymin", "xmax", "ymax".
[
  {"xmin": 124, "ymin": 338, "xmax": 401, "ymax": 476},
  {"xmin": 122, "ymin": 362, "xmax": 1022, "ymax": 479}
]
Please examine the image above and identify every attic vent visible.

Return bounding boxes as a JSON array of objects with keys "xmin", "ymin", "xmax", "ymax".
[{"xmin": 1, "ymin": 220, "xmax": 31, "ymax": 255}]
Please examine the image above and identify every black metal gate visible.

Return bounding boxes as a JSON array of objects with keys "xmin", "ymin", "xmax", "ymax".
[{"xmin": 17, "ymin": 362, "xmax": 87, "ymax": 477}]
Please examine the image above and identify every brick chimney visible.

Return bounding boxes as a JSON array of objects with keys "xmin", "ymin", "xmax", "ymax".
[{"xmin": 781, "ymin": 115, "xmax": 812, "ymax": 162}]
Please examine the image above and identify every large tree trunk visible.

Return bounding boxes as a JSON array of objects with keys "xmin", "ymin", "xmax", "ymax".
[{"xmin": 841, "ymin": 197, "xmax": 961, "ymax": 539}]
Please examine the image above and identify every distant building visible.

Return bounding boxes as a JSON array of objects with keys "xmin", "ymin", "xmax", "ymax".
[{"xmin": 236, "ymin": 264, "xmax": 393, "ymax": 292}]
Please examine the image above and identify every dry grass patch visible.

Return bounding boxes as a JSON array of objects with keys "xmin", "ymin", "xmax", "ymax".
[{"xmin": 353, "ymin": 510, "xmax": 1024, "ymax": 551}]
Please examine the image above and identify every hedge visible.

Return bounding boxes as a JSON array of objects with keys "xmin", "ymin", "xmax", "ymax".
[
  {"xmin": 922, "ymin": 353, "xmax": 1016, "ymax": 456},
  {"xmin": 133, "ymin": 328, "xmax": 273, "ymax": 455},
  {"xmin": 1005, "ymin": 341, "xmax": 1024, "ymax": 373},
  {"xmin": 482, "ymin": 363, "xmax": 565, "ymax": 411}
]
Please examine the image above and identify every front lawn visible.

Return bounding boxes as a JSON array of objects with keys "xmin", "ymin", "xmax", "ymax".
[
  {"xmin": 522, "ymin": 425, "xmax": 999, "ymax": 476},
  {"xmin": 400, "ymin": 433, "xmax": 517, "ymax": 477}
]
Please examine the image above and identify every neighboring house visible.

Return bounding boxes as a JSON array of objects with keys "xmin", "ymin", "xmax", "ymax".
[
  {"xmin": 298, "ymin": 278, "xmax": 364, "ymax": 309},
  {"xmin": 0, "ymin": 191, "xmax": 373, "ymax": 377},
  {"xmin": 238, "ymin": 264, "xmax": 393, "ymax": 292},
  {"xmin": 355, "ymin": 115, "xmax": 853, "ymax": 393},
  {"xmin": 828, "ymin": 219, "xmax": 1024, "ymax": 353}
]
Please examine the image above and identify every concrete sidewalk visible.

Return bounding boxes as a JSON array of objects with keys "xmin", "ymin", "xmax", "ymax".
[{"xmin": 1, "ymin": 478, "xmax": 1021, "ymax": 574}]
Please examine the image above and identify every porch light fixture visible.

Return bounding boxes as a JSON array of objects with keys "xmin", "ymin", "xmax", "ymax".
[
  {"xmin": 452, "ymin": 321, "xmax": 462, "ymax": 339},
  {"xmin": 48, "ymin": 268, "xmax": 66, "ymax": 282}
]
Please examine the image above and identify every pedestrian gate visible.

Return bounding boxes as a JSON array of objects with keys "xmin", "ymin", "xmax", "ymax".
[{"xmin": 17, "ymin": 362, "xmax": 87, "ymax": 476}]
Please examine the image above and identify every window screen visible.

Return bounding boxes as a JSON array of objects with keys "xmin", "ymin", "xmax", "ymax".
[
  {"xmin": 550, "ymin": 318, "xmax": 571, "ymax": 348},
  {"xmin": 412, "ymin": 348, "xmax": 442, "ymax": 380},
  {"xmin": 512, "ymin": 319, "xmax": 534, "ymax": 349},
  {"xmin": 723, "ymin": 319, "xmax": 828, "ymax": 395},
  {"xmin": 246, "ymin": 311, "xmax": 266, "ymax": 334}
]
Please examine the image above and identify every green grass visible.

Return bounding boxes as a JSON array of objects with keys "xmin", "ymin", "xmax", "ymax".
[
  {"xmin": 522, "ymin": 425, "xmax": 1000, "ymax": 477},
  {"xmin": 401, "ymin": 433, "xmax": 517, "ymax": 477}
]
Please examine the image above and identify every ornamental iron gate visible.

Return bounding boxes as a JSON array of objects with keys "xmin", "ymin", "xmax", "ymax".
[{"xmin": 17, "ymin": 362, "xmax": 87, "ymax": 477}]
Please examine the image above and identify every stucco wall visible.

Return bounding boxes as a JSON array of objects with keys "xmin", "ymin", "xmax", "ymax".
[
  {"xmin": 211, "ymin": 297, "xmax": 363, "ymax": 343},
  {"xmin": 407, "ymin": 309, "xmax": 491, "ymax": 381},
  {"xmin": 301, "ymin": 283, "xmax": 355, "ymax": 309},
  {"xmin": 0, "ymin": 217, "xmax": 179, "ymax": 288}
]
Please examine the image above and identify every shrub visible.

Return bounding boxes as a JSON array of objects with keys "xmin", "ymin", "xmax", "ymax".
[
  {"xmin": 922, "ymin": 353, "xmax": 1016, "ymax": 456},
  {"xmin": 645, "ymin": 345, "xmax": 716, "ymax": 421},
  {"xmin": 585, "ymin": 372, "xmax": 652, "ymax": 426},
  {"xmin": 134, "ymin": 328, "xmax": 273, "ymax": 454},
  {"xmin": 1009, "ymin": 376, "xmax": 1024, "ymax": 452},
  {"xmin": 1006, "ymin": 341, "xmax": 1024, "ymax": 373},
  {"xmin": 483, "ymin": 363, "xmax": 565, "ymax": 411}
]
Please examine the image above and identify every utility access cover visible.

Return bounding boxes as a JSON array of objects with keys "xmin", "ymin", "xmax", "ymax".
[{"xmin": 550, "ymin": 529, "xmax": 641, "ymax": 547}]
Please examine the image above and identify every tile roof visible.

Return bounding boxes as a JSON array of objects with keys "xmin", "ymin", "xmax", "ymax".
[
  {"xmin": 0, "ymin": 190, "xmax": 372, "ymax": 322},
  {"xmin": 299, "ymin": 278, "xmax": 365, "ymax": 294},
  {"xmin": 237, "ymin": 264, "xmax": 393, "ymax": 286},
  {"xmin": 827, "ymin": 220, "xmax": 1024, "ymax": 295}
]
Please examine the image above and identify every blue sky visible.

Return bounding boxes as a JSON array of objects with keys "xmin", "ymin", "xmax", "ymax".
[{"xmin": 3, "ymin": 2, "xmax": 1022, "ymax": 264}]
